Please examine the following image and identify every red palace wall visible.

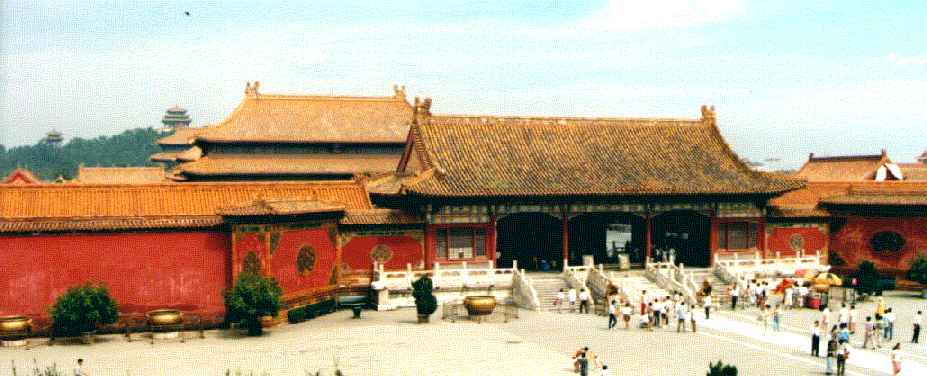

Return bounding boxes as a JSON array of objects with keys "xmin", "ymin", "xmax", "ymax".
[
  {"xmin": 342, "ymin": 232, "xmax": 424, "ymax": 271},
  {"xmin": 830, "ymin": 216, "xmax": 927, "ymax": 273},
  {"xmin": 0, "ymin": 231, "xmax": 229, "ymax": 322},
  {"xmin": 766, "ymin": 225, "xmax": 828, "ymax": 258},
  {"xmin": 232, "ymin": 223, "xmax": 339, "ymax": 304}
]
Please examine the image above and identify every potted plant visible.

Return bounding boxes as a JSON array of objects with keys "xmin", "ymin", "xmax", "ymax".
[
  {"xmin": 224, "ymin": 272, "xmax": 282, "ymax": 336},
  {"xmin": 49, "ymin": 283, "xmax": 119, "ymax": 344},
  {"xmin": 852, "ymin": 261, "xmax": 881, "ymax": 297},
  {"xmin": 907, "ymin": 253, "xmax": 927, "ymax": 298},
  {"xmin": 412, "ymin": 275, "xmax": 437, "ymax": 323},
  {"xmin": 707, "ymin": 360, "xmax": 738, "ymax": 376}
]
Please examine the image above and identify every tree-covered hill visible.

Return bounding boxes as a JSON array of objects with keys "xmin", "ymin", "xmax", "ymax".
[{"xmin": 0, "ymin": 128, "xmax": 164, "ymax": 181}]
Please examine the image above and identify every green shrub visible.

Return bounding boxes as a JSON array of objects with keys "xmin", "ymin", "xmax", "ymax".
[
  {"xmin": 853, "ymin": 261, "xmax": 881, "ymax": 296},
  {"xmin": 49, "ymin": 283, "xmax": 119, "ymax": 337},
  {"xmin": 225, "ymin": 272, "xmax": 282, "ymax": 336},
  {"xmin": 287, "ymin": 307, "xmax": 306, "ymax": 324},
  {"xmin": 828, "ymin": 251, "xmax": 847, "ymax": 267},
  {"xmin": 412, "ymin": 275, "xmax": 437, "ymax": 316},
  {"xmin": 907, "ymin": 254, "xmax": 927, "ymax": 285},
  {"xmin": 707, "ymin": 360, "xmax": 738, "ymax": 376}
]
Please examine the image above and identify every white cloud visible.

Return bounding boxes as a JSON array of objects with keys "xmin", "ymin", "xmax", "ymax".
[
  {"xmin": 887, "ymin": 52, "xmax": 927, "ymax": 65},
  {"xmin": 579, "ymin": 0, "xmax": 746, "ymax": 32}
]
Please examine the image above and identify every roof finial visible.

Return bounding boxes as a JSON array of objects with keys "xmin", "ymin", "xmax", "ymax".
[
  {"xmin": 393, "ymin": 84, "xmax": 406, "ymax": 101},
  {"xmin": 880, "ymin": 148, "xmax": 888, "ymax": 159},
  {"xmin": 700, "ymin": 105, "xmax": 716, "ymax": 125},
  {"xmin": 245, "ymin": 81, "xmax": 253, "ymax": 95},
  {"xmin": 253, "ymin": 81, "xmax": 260, "ymax": 95}
]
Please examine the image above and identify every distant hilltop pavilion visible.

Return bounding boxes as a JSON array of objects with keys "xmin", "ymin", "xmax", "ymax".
[{"xmin": 160, "ymin": 105, "xmax": 192, "ymax": 132}]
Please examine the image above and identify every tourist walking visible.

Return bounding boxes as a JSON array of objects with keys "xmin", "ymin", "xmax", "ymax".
[
  {"xmin": 821, "ymin": 306, "xmax": 832, "ymax": 333},
  {"xmin": 849, "ymin": 304, "xmax": 859, "ymax": 334},
  {"xmin": 884, "ymin": 308, "xmax": 896, "ymax": 340},
  {"xmin": 729, "ymin": 283, "xmax": 739, "ymax": 310},
  {"xmin": 913, "ymin": 310, "xmax": 922, "ymax": 343},
  {"xmin": 703, "ymin": 293, "xmax": 712, "ymax": 320},
  {"xmin": 599, "ymin": 363, "xmax": 613, "ymax": 376},
  {"xmin": 621, "ymin": 302, "xmax": 632, "ymax": 329},
  {"xmin": 676, "ymin": 302, "xmax": 688, "ymax": 333},
  {"xmin": 799, "ymin": 282, "xmax": 810, "ymax": 308},
  {"xmin": 555, "ymin": 289, "xmax": 565, "ymax": 313},
  {"xmin": 748, "ymin": 280, "xmax": 757, "ymax": 307},
  {"xmin": 579, "ymin": 288, "xmax": 591, "ymax": 314},
  {"xmin": 825, "ymin": 335, "xmax": 837, "ymax": 375},
  {"xmin": 784, "ymin": 285, "xmax": 793, "ymax": 310},
  {"xmin": 646, "ymin": 302, "xmax": 656, "ymax": 332},
  {"xmin": 838, "ymin": 303, "xmax": 849, "ymax": 328},
  {"xmin": 876, "ymin": 297, "xmax": 886, "ymax": 316},
  {"xmin": 640, "ymin": 290, "xmax": 648, "ymax": 315},
  {"xmin": 874, "ymin": 313, "xmax": 884, "ymax": 348},
  {"xmin": 811, "ymin": 320, "xmax": 822, "ymax": 357},
  {"xmin": 772, "ymin": 304, "xmax": 782, "ymax": 332},
  {"xmin": 838, "ymin": 323, "xmax": 850, "ymax": 344},
  {"xmin": 652, "ymin": 298, "xmax": 663, "ymax": 329},
  {"xmin": 577, "ymin": 352, "xmax": 589, "ymax": 376},
  {"xmin": 891, "ymin": 343, "xmax": 902, "ymax": 376},
  {"xmin": 760, "ymin": 304, "xmax": 770, "ymax": 335},
  {"xmin": 568, "ymin": 287, "xmax": 578, "ymax": 313},
  {"xmin": 74, "ymin": 359, "xmax": 88, "ymax": 376},
  {"xmin": 607, "ymin": 300, "xmax": 618, "ymax": 329},
  {"xmin": 573, "ymin": 347, "xmax": 589, "ymax": 373},
  {"xmin": 863, "ymin": 316, "xmax": 875, "ymax": 349},
  {"xmin": 836, "ymin": 341, "xmax": 851, "ymax": 376}
]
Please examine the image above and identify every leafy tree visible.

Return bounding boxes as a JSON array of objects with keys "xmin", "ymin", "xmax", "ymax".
[
  {"xmin": 907, "ymin": 254, "xmax": 927, "ymax": 285},
  {"xmin": 224, "ymin": 272, "xmax": 282, "ymax": 336},
  {"xmin": 412, "ymin": 275, "xmax": 437, "ymax": 317},
  {"xmin": 0, "ymin": 127, "xmax": 163, "ymax": 180},
  {"xmin": 707, "ymin": 360, "xmax": 738, "ymax": 376},
  {"xmin": 853, "ymin": 261, "xmax": 881, "ymax": 296},
  {"xmin": 49, "ymin": 283, "xmax": 119, "ymax": 337}
]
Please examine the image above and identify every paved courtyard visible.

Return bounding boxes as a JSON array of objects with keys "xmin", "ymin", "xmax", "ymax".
[{"xmin": 2, "ymin": 291, "xmax": 926, "ymax": 375}]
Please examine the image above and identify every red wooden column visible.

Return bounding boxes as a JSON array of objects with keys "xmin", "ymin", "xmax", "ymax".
[
  {"xmin": 423, "ymin": 225, "xmax": 434, "ymax": 269},
  {"xmin": 645, "ymin": 213, "xmax": 653, "ymax": 266},
  {"xmin": 561, "ymin": 208, "xmax": 569, "ymax": 268},
  {"xmin": 488, "ymin": 214, "xmax": 498, "ymax": 267},
  {"xmin": 758, "ymin": 217, "xmax": 768, "ymax": 260},
  {"xmin": 709, "ymin": 215, "xmax": 719, "ymax": 266}
]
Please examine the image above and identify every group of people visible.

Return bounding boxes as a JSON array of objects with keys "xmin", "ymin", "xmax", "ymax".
[
  {"xmin": 572, "ymin": 347, "xmax": 612, "ymax": 376},
  {"xmin": 554, "ymin": 287, "xmax": 593, "ymax": 314},
  {"xmin": 810, "ymin": 300, "xmax": 919, "ymax": 375},
  {"xmin": 727, "ymin": 278, "xmax": 816, "ymax": 311}
]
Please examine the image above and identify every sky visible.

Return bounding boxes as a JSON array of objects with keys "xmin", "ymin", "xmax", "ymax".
[{"xmin": 1, "ymin": 0, "xmax": 925, "ymax": 169}]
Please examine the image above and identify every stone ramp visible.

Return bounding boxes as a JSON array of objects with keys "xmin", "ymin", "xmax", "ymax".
[{"xmin": 606, "ymin": 271, "xmax": 669, "ymax": 303}]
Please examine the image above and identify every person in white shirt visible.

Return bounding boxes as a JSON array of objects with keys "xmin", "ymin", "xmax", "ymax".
[
  {"xmin": 821, "ymin": 307, "xmax": 831, "ymax": 332},
  {"xmin": 913, "ymin": 310, "xmax": 922, "ymax": 344},
  {"xmin": 607, "ymin": 300, "xmax": 618, "ymax": 329},
  {"xmin": 885, "ymin": 308, "xmax": 896, "ymax": 340},
  {"xmin": 555, "ymin": 289, "xmax": 565, "ymax": 314},
  {"xmin": 838, "ymin": 303, "xmax": 849, "ymax": 327},
  {"xmin": 729, "ymin": 283, "xmax": 740, "ymax": 311},
  {"xmin": 784, "ymin": 286, "xmax": 793, "ymax": 309},
  {"xmin": 849, "ymin": 305, "xmax": 859, "ymax": 334},
  {"xmin": 703, "ymin": 294, "xmax": 712, "ymax": 319},
  {"xmin": 799, "ymin": 284, "xmax": 810, "ymax": 308},
  {"xmin": 891, "ymin": 342, "xmax": 902, "ymax": 376},
  {"xmin": 568, "ymin": 288, "xmax": 578, "ymax": 313},
  {"xmin": 578, "ymin": 288, "xmax": 591, "ymax": 314},
  {"xmin": 620, "ymin": 302, "xmax": 633, "ymax": 329},
  {"xmin": 676, "ymin": 302, "xmax": 688, "ymax": 332},
  {"xmin": 811, "ymin": 321, "xmax": 822, "ymax": 357},
  {"xmin": 748, "ymin": 281, "xmax": 757, "ymax": 306},
  {"xmin": 599, "ymin": 363, "xmax": 614, "ymax": 376},
  {"xmin": 74, "ymin": 359, "xmax": 88, "ymax": 376}
]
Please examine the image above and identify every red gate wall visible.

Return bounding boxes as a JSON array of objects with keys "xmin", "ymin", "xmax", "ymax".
[
  {"xmin": 0, "ymin": 231, "xmax": 229, "ymax": 322},
  {"xmin": 766, "ymin": 226, "xmax": 828, "ymax": 258},
  {"xmin": 830, "ymin": 216, "xmax": 927, "ymax": 273},
  {"xmin": 342, "ymin": 234, "xmax": 423, "ymax": 271}
]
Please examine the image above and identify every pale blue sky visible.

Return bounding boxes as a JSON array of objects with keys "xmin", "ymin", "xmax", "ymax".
[{"xmin": 1, "ymin": 0, "xmax": 925, "ymax": 168}]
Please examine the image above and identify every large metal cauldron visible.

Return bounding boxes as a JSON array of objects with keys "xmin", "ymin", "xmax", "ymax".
[
  {"xmin": 0, "ymin": 315, "xmax": 31, "ymax": 334},
  {"xmin": 146, "ymin": 309, "xmax": 183, "ymax": 326},
  {"xmin": 463, "ymin": 296, "xmax": 497, "ymax": 316}
]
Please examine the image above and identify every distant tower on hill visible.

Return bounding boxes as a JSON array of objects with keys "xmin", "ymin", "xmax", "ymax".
[
  {"xmin": 161, "ymin": 105, "xmax": 192, "ymax": 131},
  {"xmin": 42, "ymin": 130, "xmax": 64, "ymax": 146}
]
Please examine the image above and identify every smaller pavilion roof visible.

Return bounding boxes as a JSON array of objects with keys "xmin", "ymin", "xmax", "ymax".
[
  {"xmin": 175, "ymin": 153, "xmax": 401, "ymax": 177},
  {"xmin": 76, "ymin": 167, "xmax": 167, "ymax": 184},
  {"xmin": 218, "ymin": 199, "xmax": 346, "ymax": 216},
  {"xmin": 2, "ymin": 168, "xmax": 42, "ymax": 185},
  {"xmin": 794, "ymin": 151, "xmax": 895, "ymax": 182}
]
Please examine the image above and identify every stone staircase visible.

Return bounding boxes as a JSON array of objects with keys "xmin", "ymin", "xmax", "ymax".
[
  {"xmin": 606, "ymin": 271, "xmax": 669, "ymax": 303},
  {"xmin": 688, "ymin": 268, "xmax": 730, "ymax": 307},
  {"xmin": 527, "ymin": 273, "xmax": 572, "ymax": 311}
]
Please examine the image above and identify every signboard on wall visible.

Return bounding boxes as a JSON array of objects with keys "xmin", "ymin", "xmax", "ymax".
[{"xmin": 606, "ymin": 224, "xmax": 633, "ymax": 257}]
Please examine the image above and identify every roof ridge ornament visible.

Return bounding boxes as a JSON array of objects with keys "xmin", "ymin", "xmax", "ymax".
[
  {"xmin": 393, "ymin": 84, "xmax": 406, "ymax": 101},
  {"xmin": 700, "ymin": 105, "xmax": 716, "ymax": 125},
  {"xmin": 244, "ymin": 81, "xmax": 261, "ymax": 97}
]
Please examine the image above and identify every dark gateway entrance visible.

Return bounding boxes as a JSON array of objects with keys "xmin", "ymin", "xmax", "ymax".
[
  {"xmin": 568, "ymin": 213, "xmax": 646, "ymax": 266},
  {"xmin": 496, "ymin": 213, "xmax": 562, "ymax": 270},
  {"xmin": 652, "ymin": 211, "xmax": 711, "ymax": 267}
]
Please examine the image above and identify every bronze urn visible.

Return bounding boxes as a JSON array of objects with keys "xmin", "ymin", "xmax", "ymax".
[
  {"xmin": 0, "ymin": 315, "xmax": 32, "ymax": 334},
  {"xmin": 146, "ymin": 309, "xmax": 183, "ymax": 326},
  {"xmin": 463, "ymin": 296, "xmax": 497, "ymax": 316}
]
